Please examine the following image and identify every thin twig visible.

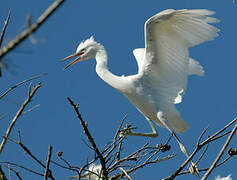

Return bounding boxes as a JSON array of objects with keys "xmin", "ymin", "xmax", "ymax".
[
  {"xmin": 5, "ymin": 134, "xmax": 56, "ymax": 180},
  {"xmin": 22, "ymin": 104, "xmax": 40, "ymax": 114},
  {"xmin": 44, "ymin": 145, "xmax": 52, "ymax": 180},
  {"xmin": 201, "ymin": 118, "xmax": 237, "ymax": 146},
  {"xmin": 0, "ymin": 73, "xmax": 47, "ymax": 100},
  {"xmin": 0, "ymin": 0, "xmax": 66, "ymax": 59},
  {"xmin": 103, "ymin": 115, "xmax": 127, "ymax": 161},
  {"xmin": 179, "ymin": 155, "xmax": 232, "ymax": 176},
  {"xmin": 195, "ymin": 144, "xmax": 208, "ymax": 165},
  {"xmin": 0, "ymin": 11, "xmax": 11, "ymax": 48},
  {"xmin": 163, "ymin": 118, "xmax": 237, "ymax": 180},
  {"xmin": 0, "ymin": 165, "xmax": 8, "ymax": 180},
  {"xmin": 119, "ymin": 167, "xmax": 132, "ymax": 180},
  {"xmin": 197, "ymin": 125, "xmax": 209, "ymax": 146},
  {"xmin": 0, "ymin": 83, "xmax": 42, "ymax": 154},
  {"xmin": 0, "ymin": 161, "xmax": 43, "ymax": 177},
  {"xmin": 0, "ymin": 11, "xmax": 11, "ymax": 77},
  {"xmin": 0, "ymin": 113, "xmax": 8, "ymax": 120},
  {"xmin": 4, "ymin": 165, "xmax": 23, "ymax": 180},
  {"xmin": 67, "ymin": 97, "xmax": 109, "ymax": 180},
  {"xmin": 13, "ymin": 137, "xmax": 45, "ymax": 168},
  {"xmin": 202, "ymin": 122, "xmax": 237, "ymax": 180}
]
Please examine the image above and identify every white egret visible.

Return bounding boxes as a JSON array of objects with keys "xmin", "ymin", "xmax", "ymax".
[
  {"xmin": 60, "ymin": 9, "xmax": 219, "ymax": 160},
  {"xmin": 69, "ymin": 164, "xmax": 107, "ymax": 180},
  {"xmin": 215, "ymin": 175, "xmax": 232, "ymax": 180}
]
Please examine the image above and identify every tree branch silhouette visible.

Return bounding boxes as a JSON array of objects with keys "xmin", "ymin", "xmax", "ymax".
[{"xmin": 0, "ymin": 83, "xmax": 42, "ymax": 154}]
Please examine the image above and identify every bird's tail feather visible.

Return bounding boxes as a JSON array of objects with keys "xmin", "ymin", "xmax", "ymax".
[
  {"xmin": 156, "ymin": 106, "xmax": 189, "ymax": 133},
  {"xmin": 168, "ymin": 113, "xmax": 189, "ymax": 133}
]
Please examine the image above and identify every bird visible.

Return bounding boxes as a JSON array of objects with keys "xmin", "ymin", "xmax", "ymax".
[
  {"xmin": 60, "ymin": 9, "xmax": 219, "ymax": 162},
  {"xmin": 215, "ymin": 175, "xmax": 232, "ymax": 180},
  {"xmin": 69, "ymin": 164, "xmax": 108, "ymax": 180}
]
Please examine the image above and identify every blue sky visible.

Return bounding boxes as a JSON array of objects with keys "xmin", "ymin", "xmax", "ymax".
[{"xmin": 0, "ymin": 0, "xmax": 237, "ymax": 179}]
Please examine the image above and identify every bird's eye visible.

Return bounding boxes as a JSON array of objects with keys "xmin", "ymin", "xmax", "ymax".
[{"xmin": 81, "ymin": 48, "xmax": 86, "ymax": 52}]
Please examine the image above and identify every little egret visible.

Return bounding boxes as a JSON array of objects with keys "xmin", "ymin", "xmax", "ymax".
[
  {"xmin": 215, "ymin": 175, "xmax": 232, "ymax": 180},
  {"xmin": 60, "ymin": 9, "xmax": 219, "ymax": 160},
  {"xmin": 69, "ymin": 164, "xmax": 107, "ymax": 180}
]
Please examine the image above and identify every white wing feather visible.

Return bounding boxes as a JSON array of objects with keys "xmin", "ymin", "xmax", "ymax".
[
  {"xmin": 142, "ymin": 9, "xmax": 219, "ymax": 105},
  {"xmin": 131, "ymin": 9, "xmax": 219, "ymax": 132},
  {"xmin": 133, "ymin": 48, "xmax": 145, "ymax": 74}
]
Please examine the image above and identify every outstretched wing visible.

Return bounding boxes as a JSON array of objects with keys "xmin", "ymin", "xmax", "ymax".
[{"xmin": 140, "ymin": 9, "xmax": 219, "ymax": 104}]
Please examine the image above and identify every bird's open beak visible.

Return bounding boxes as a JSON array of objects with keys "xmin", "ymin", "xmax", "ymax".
[{"xmin": 59, "ymin": 51, "xmax": 88, "ymax": 69}]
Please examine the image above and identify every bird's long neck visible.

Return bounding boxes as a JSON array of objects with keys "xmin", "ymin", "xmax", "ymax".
[{"xmin": 95, "ymin": 47, "xmax": 127, "ymax": 91}]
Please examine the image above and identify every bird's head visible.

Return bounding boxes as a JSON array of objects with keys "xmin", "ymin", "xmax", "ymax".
[{"xmin": 59, "ymin": 36, "xmax": 102, "ymax": 69}]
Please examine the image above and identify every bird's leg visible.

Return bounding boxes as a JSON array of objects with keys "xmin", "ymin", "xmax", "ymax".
[
  {"xmin": 157, "ymin": 112, "xmax": 200, "ymax": 178},
  {"xmin": 120, "ymin": 118, "xmax": 158, "ymax": 138}
]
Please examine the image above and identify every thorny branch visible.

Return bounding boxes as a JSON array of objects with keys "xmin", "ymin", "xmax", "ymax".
[{"xmin": 0, "ymin": 83, "xmax": 42, "ymax": 154}]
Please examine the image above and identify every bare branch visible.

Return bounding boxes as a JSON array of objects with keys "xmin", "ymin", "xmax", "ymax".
[
  {"xmin": 0, "ymin": 73, "xmax": 47, "ymax": 100},
  {"xmin": 67, "ymin": 97, "xmax": 109, "ymax": 180},
  {"xmin": 0, "ymin": 11, "xmax": 11, "ymax": 48},
  {"xmin": 0, "ymin": 83, "xmax": 42, "ymax": 154},
  {"xmin": 44, "ymin": 145, "xmax": 52, "ymax": 180},
  {"xmin": 0, "ymin": 113, "xmax": 8, "ymax": 121},
  {"xmin": 119, "ymin": 167, "xmax": 132, "ymax": 180},
  {"xmin": 0, "ymin": 11, "xmax": 11, "ymax": 77},
  {"xmin": 163, "ymin": 117, "xmax": 237, "ymax": 180},
  {"xmin": 201, "ymin": 118, "xmax": 237, "ymax": 146},
  {"xmin": 0, "ymin": 165, "xmax": 8, "ymax": 180},
  {"xmin": 4, "ymin": 165, "xmax": 22, "ymax": 180},
  {"xmin": 195, "ymin": 144, "xmax": 209, "ymax": 165},
  {"xmin": 0, "ymin": 0, "xmax": 66, "ymax": 59},
  {"xmin": 0, "ymin": 161, "xmax": 43, "ymax": 177},
  {"xmin": 5, "ymin": 133, "xmax": 55, "ymax": 180},
  {"xmin": 202, "ymin": 122, "xmax": 237, "ymax": 180}
]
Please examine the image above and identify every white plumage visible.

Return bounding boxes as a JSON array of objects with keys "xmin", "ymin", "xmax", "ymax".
[
  {"xmin": 60, "ymin": 9, "xmax": 219, "ymax": 142},
  {"xmin": 215, "ymin": 175, "xmax": 232, "ymax": 180},
  {"xmin": 69, "ymin": 164, "xmax": 107, "ymax": 180}
]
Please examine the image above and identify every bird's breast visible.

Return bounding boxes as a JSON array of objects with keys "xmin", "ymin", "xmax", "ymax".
[{"xmin": 123, "ymin": 85, "xmax": 158, "ymax": 121}]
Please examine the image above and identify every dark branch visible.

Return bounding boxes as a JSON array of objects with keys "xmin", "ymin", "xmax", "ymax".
[
  {"xmin": 0, "ymin": 165, "xmax": 8, "ymax": 180},
  {"xmin": 0, "ymin": 11, "xmax": 11, "ymax": 48},
  {"xmin": 0, "ymin": 83, "xmax": 42, "ymax": 154},
  {"xmin": 0, "ymin": 0, "xmax": 66, "ymax": 59},
  {"xmin": 0, "ymin": 73, "xmax": 47, "ymax": 100},
  {"xmin": 67, "ymin": 97, "xmax": 109, "ymax": 180},
  {"xmin": 44, "ymin": 145, "xmax": 53, "ymax": 180},
  {"xmin": 202, "ymin": 122, "xmax": 237, "ymax": 180}
]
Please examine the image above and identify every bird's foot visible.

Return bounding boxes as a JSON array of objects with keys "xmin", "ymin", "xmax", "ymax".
[
  {"xmin": 189, "ymin": 162, "xmax": 200, "ymax": 178},
  {"xmin": 119, "ymin": 123, "xmax": 137, "ymax": 137}
]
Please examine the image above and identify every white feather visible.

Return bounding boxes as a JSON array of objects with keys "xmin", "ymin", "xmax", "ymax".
[
  {"xmin": 63, "ymin": 9, "xmax": 219, "ymax": 135},
  {"xmin": 215, "ymin": 175, "xmax": 232, "ymax": 180},
  {"xmin": 135, "ymin": 9, "xmax": 219, "ymax": 132}
]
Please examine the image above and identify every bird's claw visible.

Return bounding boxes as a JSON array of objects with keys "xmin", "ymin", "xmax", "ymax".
[{"xmin": 119, "ymin": 124, "xmax": 137, "ymax": 137}]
